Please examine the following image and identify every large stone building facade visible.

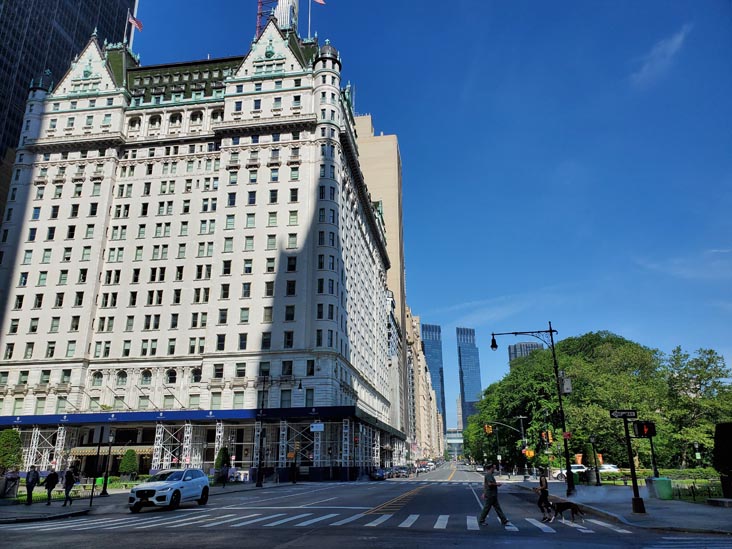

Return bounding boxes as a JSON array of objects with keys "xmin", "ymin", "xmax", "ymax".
[{"xmin": 0, "ymin": 16, "xmax": 405, "ymax": 478}]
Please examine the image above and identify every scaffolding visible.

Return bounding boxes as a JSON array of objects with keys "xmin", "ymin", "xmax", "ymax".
[
  {"xmin": 151, "ymin": 423, "xmax": 186, "ymax": 470},
  {"xmin": 22, "ymin": 427, "xmax": 56, "ymax": 470}
]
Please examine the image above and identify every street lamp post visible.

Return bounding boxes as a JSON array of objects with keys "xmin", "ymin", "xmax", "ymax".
[
  {"xmin": 491, "ymin": 321, "xmax": 576, "ymax": 496},
  {"xmin": 589, "ymin": 435, "xmax": 602, "ymax": 486},
  {"xmin": 515, "ymin": 415, "xmax": 529, "ymax": 481},
  {"xmin": 100, "ymin": 432, "xmax": 115, "ymax": 496}
]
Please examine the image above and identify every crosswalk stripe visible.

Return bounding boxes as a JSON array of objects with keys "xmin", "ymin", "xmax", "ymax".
[
  {"xmin": 202, "ymin": 514, "xmax": 256, "ymax": 528},
  {"xmin": 587, "ymin": 519, "xmax": 631, "ymax": 534},
  {"xmin": 139, "ymin": 514, "xmax": 210, "ymax": 529},
  {"xmin": 526, "ymin": 518, "xmax": 556, "ymax": 533},
  {"xmin": 75, "ymin": 517, "xmax": 143, "ymax": 531},
  {"xmin": 231, "ymin": 514, "xmax": 275, "ymax": 527},
  {"xmin": 364, "ymin": 514, "xmax": 393, "ymax": 527},
  {"xmin": 330, "ymin": 513, "xmax": 365, "ymax": 526},
  {"xmin": 398, "ymin": 514, "xmax": 419, "ymax": 528},
  {"xmin": 434, "ymin": 515, "xmax": 448, "ymax": 529},
  {"xmin": 34, "ymin": 517, "xmax": 113, "ymax": 531},
  {"xmin": 561, "ymin": 520, "xmax": 594, "ymax": 533},
  {"xmin": 466, "ymin": 516, "xmax": 480, "ymax": 530},
  {"xmin": 264, "ymin": 513, "xmax": 312, "ymax": 526},
  {"xmin": 295, "ymin": 513, "xmax": 339, "ymax": 526},
  {"xmin": 501, "ymin": 517, "xmax": 519, "ymax": 532},
  {"xmin": 105, "ymin": 516, "xmax": 175, "ymax": 530}
]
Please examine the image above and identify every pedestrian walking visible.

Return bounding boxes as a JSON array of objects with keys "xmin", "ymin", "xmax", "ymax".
[
  {"xmin": 478, "ymin": 464, "xmax": 510, "ymax": 526},
  {"xmin": 290, "ymin": 461, "xmax": 298, "ymax": 484},
  {"xmin": 25, "ymin": 465, "xmax": 40, "ymax": 505},
  {"xmin": 535, "ymin": 468, "xmax": 551, "ymax": 522},
  {"xmin": 41, "ymin": 469, "xmax": 59, "ymax": 505},
  {"xmin": 62, "ymin": 470, "xmax": 76, "ymax": 507},
  {"xmin": 220, "ymin": 465, "xmax": 229, "ymax": 488}
]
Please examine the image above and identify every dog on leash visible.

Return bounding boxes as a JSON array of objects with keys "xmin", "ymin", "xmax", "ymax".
[{"xmin": 549, "ymin": 501, "xmax": 585, "ymax": 523}]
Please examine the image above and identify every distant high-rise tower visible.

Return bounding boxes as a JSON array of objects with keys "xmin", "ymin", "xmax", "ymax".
[
  {"xmin": 457, "ymin": 327, "xmax": 483, "ymax": 429},
  {"xmin": 421, "ymin": 324, "xmax": 446, "ymax": 434},
  {"xmin": 508, "ymin": 342, "xmax": 543, "ymax": 364},
  {"xmin": 456, "ymin": 398, "xmax": 464, "ymax": 431},
  {"xmin": 0, "ymin": 0, "xmax": 138, "ymax": 220}
]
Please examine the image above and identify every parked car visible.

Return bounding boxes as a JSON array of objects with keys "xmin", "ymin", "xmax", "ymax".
[
  {"xmin": 599, "ymin": 464, "xmax": 620, "ymax": 472},
  {"xmin": 570, "ymin": 464, "xmax": 588, "ymax": 473},
  {"xmin": 475, "ymin": 464, "xmax": 484, "ymax": 472},
  {"xmin": 370, "ymin": 468, "xmax": 386, "ymax": 481},
  {"xmin": 128, "ymin": 469, "xmax": 209, "ymax": 512}
]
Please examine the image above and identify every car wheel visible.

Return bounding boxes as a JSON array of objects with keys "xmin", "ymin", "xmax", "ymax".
[
  {"xmin": 556, "ymin": 473, "xmax": 566, "ymax": 482},
  {"xmin": 168, "ymin": 490, "xmax": 181, "ymax": 510},
  {"xmin": 197, "ymin": 487, "xmax": 209, "ymax": 506},
  {"xmin": 130, "ymin": 503, "xmax": 142, "ymax": 514}
]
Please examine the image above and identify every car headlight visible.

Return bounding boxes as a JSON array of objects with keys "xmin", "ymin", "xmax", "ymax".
[{"xmin": 157, "ymin": 487, "xmax": 172, "ymax": 492}]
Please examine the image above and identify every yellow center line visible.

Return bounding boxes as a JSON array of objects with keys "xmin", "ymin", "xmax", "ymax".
[
  {"xmin": 366, "ymin": 485, "xmax": 426, "ymax": 514},
  {"xmin": 447, "ymin": 468, "xmax": 456, "ymax": 482}
]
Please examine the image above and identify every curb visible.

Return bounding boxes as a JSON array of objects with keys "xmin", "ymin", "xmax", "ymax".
[{"xmin": 0, "ymin": 508, "xmax": 90, "ymax": 524}]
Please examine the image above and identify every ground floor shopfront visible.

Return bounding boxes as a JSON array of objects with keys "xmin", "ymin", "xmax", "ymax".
[{"xmin": 0, "ymin": 406, "xmax": 406, "ymax": 481}]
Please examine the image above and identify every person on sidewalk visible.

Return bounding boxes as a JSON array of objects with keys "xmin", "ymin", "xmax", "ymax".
[
  {"xmin": 220, "ymin": 465, "xmax": 229, "ymax": 488},
  {"xmin": 479, "ymin": 464, "xmax": 510, "ymax": 526},
  {"xmin": 534, "ymin": 468, "xmax": 551, "ymax": 522},
  {"xmin": 62, "ymin": 470, "xmax": 76, "ymax": 507},
  {"xmin": 41, "ymin": 469, "xmax": 59, "ymax": 505},
  {"xmin": 25, "ymin": 465, "xmax": 40, "ymax": 505}
]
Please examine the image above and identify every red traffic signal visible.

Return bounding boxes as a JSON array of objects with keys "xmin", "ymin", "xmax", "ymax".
[{"xmin": 633, "ymin": 421, "xmax": 656, "ymax": 438}]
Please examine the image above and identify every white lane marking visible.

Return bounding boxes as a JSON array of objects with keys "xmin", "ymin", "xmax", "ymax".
[
  {"xmin": 220, "ymin": 506, "xmax": 369, "ymax": 510},
  {"xmin": 500, "ymin": 517, "xmax": 519, "ymax": 532},
  {"xmin": 364, "ymin": 514, "xmax": 392, "ymax": 527},
  {"xmin": 295, "ymin": 513, "xmax": 339, "ymax": 526},
  {"xmin": 33, "ymin": 517, "xmax": 118, "ymax": 531},
  {"xmin": 587, "ymin": 519, "xmax": 631, "ymax": 533},
  {"xmin": 398, "ymin": 514, "xmax": 419, "ymax": 528},
  {"xmin": 137, "ymin": 514, "xmax": 211, "ymax": 529},
  {"xmin": 434, "ymin": 515, "xmax": 449, "ymax": 529},
  {"xmin": 561, "ymin": 520, "xmax": 594, "ymax": 533},
  {"xmin": 104, "ymin": 516, "xmax": 175, "ymax": 530},
  {"xmin": 526, "ymin": 518, "xmax": 556, "ymax": 533},
  {"xmin": 330, "ymin": 513, "xmax": 366, "ymax": 526},
  {"xmin": 302, "ymin": 497, "xmax": 337, "ymax": 507},
  {"xmin": 74, "ymin": 517, "xmax": 146, "ymax": 531},
  {"xmin": 201, "ymin": 514, "xmax": 256, "ymax": 528},
  {"xmin": 466, "ymin": 516, "xmax": 480, "ymax": 531},
  {"xmin": 231, "ymin": 513, "xmax": 278, "ymax": 527},
  {"xmin": 264, "ymin": 513, "xmax": 312, "ymax": 526}
]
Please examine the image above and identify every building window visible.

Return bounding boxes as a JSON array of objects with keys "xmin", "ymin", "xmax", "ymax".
[{"xmin": 305, "ymin": 388, "xmax": 314, "ymax": 407}]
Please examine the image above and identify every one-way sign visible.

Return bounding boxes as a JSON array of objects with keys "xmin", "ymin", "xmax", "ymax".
[{"xmin": 610, "ymin": 409, "xmax": 637, "ymax": 419}]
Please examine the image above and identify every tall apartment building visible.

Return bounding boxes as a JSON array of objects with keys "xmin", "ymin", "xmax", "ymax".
[
  {"xmin": 0, "ymin": 13, "xmax": 406, "ymax": 477},
  {"xmin": 420, "ymin": 323, "xmax": 445, "ymax": 435},
  {"xmin": 354, "ymin": 115, "xmax": 407, "ymax": 437},
  {"xmin": 508, "ymin": 342, "xmax": 543, "ymax": 364},
  {"xmin": 457, "ymin": 327, "xmax": 483, "ymax": 429},
  {"xmin": 0, "ymin": 0, "xmax": 138, "ymax": 221}
]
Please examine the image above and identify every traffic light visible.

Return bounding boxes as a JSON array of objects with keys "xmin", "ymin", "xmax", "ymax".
[
  {"xmin": 547, "ymin": 431, "xmax": 554, "ymax": 444},
  {"xmin": 354, "ymin": 436, "xmax": 359, "ymax": 446},
  {"xmin": 483, "ymin": 425, "xmax": 493, "ymax": 435},
  {"xmin": 633, "ymin": 421, "xmax": 656, "ymax": 438}
]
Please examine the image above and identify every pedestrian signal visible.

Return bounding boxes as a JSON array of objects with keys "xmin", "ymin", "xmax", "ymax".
[
  {"xmin": 632, "ymin": 421, "xmax": 656, "ymax": 438},
  {"xmin": 483, "ymin": 425, "xmax": 493, "ymax": 435},
  {"xmin": 547, "ymin": 431, "xmax": 553, "ymax": 444}
]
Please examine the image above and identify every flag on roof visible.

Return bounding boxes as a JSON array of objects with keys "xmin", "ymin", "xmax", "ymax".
[{"xmin": 128, "ymin": 12, "xmax": 143, "ymax": 32}]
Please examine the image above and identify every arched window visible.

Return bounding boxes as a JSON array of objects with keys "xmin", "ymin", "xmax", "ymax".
[
  {"xmin": 128, "ymin": 116, "xmax": 141, "ymax": 130},
  {"xmin": 116, "ymin": 371, "xmax": 127, "ymax": 386},
  {"xmin": 169, "ymin": 113, "xmax": 182, "ymax": 126},
  {"xmin": 211, "ymin": 110, "xmax": 223, "ymax": 122},
  {"xmin": 91, "ymin": 371, "xmax": 103, "ymax": 386},
  {"xmin": 149, "ymin": 115, "xmax": 161, "ymax": 128},
  {"xmin": 190, "ymin": 111, "xmax": 203, "ymax": 124},
  {"xmin": 190, "ymin": 368, "xmax": 202, "ymax": 383},
  {"xmin": 166, "ymin": 369, "xmax": 177, "ymax": 384},
  {"xmin": 140, "ymin": 370, "xmax": 152, "ymax": 385}
]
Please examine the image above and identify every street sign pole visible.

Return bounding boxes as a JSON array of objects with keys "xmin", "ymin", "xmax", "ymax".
[{"xmin": 623, "ymin": 417, "xmax": 645, "ymax": 513}]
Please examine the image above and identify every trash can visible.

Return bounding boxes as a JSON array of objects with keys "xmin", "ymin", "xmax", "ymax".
[
  {"xmin": 646, "ymin": 477, "xmax": 673, "ymax": 500},
  {"xmin": 573, "ymin": 472, "xmax": 580, "ymax": 486}
]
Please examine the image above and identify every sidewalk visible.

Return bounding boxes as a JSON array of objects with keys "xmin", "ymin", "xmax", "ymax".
[
  {"xmin": 514, "ymin": 478, "xmax": 732, "ymax": 535},
  {"xmin": 0, "ymin": 479, "xmax": 296, "ymax": 524}
]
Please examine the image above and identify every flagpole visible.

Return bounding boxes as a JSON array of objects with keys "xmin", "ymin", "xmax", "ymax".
[
  {"xmin": 123, "ymin": 8, "xmax": 130, "ymax": 45},
  {"xmin": 308, "ymin": 0, "xmax": 312, "ymax": 39}
]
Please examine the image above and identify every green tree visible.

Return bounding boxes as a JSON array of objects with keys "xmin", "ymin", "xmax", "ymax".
[
  {"xmin": 215, "ymin": 446, "xmax": 231, "ymax": 469},
  {"xmin": 118, "ymin": 449, "xmax": 138, "ymax": 476},
  {"xmin": 662, "ymin": 347, "xmax": 732, "ymax": 468},
  {"xmin": 0, "ymin": 429, "xmax": 23, "ymax": 475}
]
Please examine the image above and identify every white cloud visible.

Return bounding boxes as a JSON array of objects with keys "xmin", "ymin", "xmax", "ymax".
[
  {"xmin": 636, "ymin": 249, "xmax": 732, "ymax": 280},
  {"xmin": 631, "ymin": 23, "xmax": 693, "ymax": 88}
]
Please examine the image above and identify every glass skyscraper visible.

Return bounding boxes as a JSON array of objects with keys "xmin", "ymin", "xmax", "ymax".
[
  {"xmin": 421, "ymin": 323, "xmax": 446, "ymax": 434},
  {"xmin": 457, "ymin": 327, "xmax": 483, "ymax": 429}
]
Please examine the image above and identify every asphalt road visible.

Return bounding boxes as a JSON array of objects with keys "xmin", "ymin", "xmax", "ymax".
[{"xmin": 3, "ymin": 463, "xmax": 731, "ymax": 548}]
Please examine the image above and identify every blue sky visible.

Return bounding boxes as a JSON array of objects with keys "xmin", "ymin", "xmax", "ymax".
[{"xmin": 133, "ymin": 1, "xmax": 732, "ymax": 429}]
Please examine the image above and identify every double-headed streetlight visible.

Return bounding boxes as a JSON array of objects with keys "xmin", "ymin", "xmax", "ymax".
[{"xmin": 490, "ymin": 321, "xmax": 575, "ymax": 496}]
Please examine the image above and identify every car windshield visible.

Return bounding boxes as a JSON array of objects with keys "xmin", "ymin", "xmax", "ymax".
[{"xmin": 148, "ymin": 470, "xmax": 185, "ymax": 482}]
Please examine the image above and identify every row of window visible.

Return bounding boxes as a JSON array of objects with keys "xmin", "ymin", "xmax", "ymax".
[{"xmin": 3, "ymin": 326, "xmax": 340, "ymax": 360}]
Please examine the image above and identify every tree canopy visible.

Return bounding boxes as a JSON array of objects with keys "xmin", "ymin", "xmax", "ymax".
[{"xmin": 464, "ymin": 332, "xmax": 732, "ymax": 471}]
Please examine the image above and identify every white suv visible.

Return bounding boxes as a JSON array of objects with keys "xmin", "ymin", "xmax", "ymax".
[
  {"xmin": 129, "ymin": 469, "xmax": 209, "ymax": 512},
  {"xmin": 570, "ymin": 464, "xmax": 588, "ymax": 473}
]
